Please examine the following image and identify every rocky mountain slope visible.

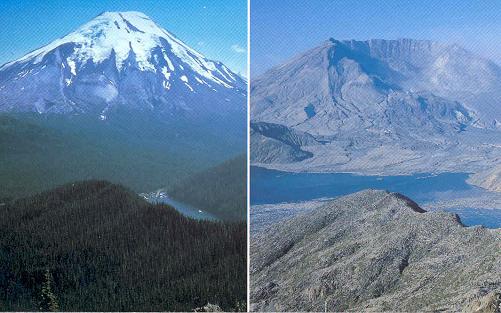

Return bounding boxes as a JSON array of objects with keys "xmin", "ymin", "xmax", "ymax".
[
  {"xmin": 250, "ymin": 189, "xmax": 501, "ymax": 312},
  {"xmin": 250, "ymin": 122, "xmax": 316, "ymax": 163},
  {"xmin": 469, "ymin": 165, "xmax": 501, "ymax": 192},
  {"xmin": 250, "ymin": 39, "xmax": 501, "ymax": 174}
]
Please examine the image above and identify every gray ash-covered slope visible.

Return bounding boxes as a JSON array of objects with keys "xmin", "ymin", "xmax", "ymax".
[
  {"xmin": 250, "ymin": 122, "xmax": 317, "ymax": 163},
  {"xmin": 469, "ymin": 165, "xmax": 501, "ymax": 193},
  {"xmin": 251, "ymin": 38, "xmax": 501, "ymax": 174},
  {"xmin": 250, "ymin": 190, "xmax": 501, "ymax": 312},
  {"xmin": 0, "ymin": 11, "xmax": 245, "ymax": 121}
]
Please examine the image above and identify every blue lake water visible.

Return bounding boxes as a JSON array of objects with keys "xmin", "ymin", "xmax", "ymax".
[
  {"xmin": 442, "ymin": 208, "xmax": 501, "ymax": 229},
  {"xmin": 251, "ymin": 166, "xmax": 501, "ymax": 228}
]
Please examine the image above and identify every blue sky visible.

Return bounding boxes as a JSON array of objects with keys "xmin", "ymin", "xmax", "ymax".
[
  {"xmin": 251, "ymin": 0, "xmax": 501, "ymax": 76},
  {"xmin": 0, "ymin": 0, "xmax": 247, "ymax": 76}
]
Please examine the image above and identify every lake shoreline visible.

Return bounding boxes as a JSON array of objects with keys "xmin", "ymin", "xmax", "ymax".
[
  {"xmin": 250, "ymin": 166, "xmax": 501, "ymax": 229},
  {"xmin": 140, "ymin": 190, "xmax": 219, "ymax": 221}
]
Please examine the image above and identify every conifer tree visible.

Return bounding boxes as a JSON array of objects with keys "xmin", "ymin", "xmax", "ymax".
[{"xmin": 39, "ymin": 269, "xmax": 59, "ymax": 312}]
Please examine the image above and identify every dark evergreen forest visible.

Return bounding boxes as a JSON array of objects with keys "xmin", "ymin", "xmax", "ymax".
[
  {"xmin": 168, "ymin": 155, "xmax": 247, "ymax": 221},
  {"xmin": 0, "ymin": 180, "xmax": 246, "ymax": 311},
  {"xmin": 0, "ymin": 114, "xmax": 244, "ymax": 200}
]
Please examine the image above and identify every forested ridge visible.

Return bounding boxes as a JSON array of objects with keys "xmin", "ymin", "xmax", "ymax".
[
  {"xmin": 0, "ymin": 113, "xmax": 244, "ymax": 200},
  {"xmin": 168, "ymin": 154, "xmax": 246, "ymax": 221},
  {"xmin": 0, "ymin": 180, "xmax": 246, "ymax": 311}
]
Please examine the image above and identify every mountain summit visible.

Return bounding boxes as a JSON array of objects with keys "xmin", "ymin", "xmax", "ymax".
[
  {"xmin": 251, "ymin": 38, "xmax": 501, "ymax": 174},
  {"xmin": 0, "ymin": 12, "xmax": 246, "ymax": 198},
  {"xmin": 251, "ymin": 189, "xmax": 501, "ymax": 312},
  {"xmin": 252, "ymin": 38, "xmax": 501, "ymax": 131},
  {"xmin": 0, "ymin": 11, "xmax": 245, "ymax": 119}
]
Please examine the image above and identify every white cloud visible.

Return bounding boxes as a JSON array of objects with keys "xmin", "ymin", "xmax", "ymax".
[{"xmin": 231, "ymin": 44, "xmax": 246, "ymax": 54}]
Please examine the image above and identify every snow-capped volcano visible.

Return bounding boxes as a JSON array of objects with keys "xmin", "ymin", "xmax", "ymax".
[{"xmin": 0, "ymin": 11, "xmax": 245, "ymax": 118}]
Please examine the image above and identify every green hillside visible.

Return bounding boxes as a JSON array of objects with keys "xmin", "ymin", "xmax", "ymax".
[
  {"xmin": 168, "ymin": 154, "xmax": 247, "ymax": 221},
  {"xmin": 0, "ymin": 181, "xmax": 246, "ymax": 311},
  {"xmin": 0, "ymin": 113, "xmax": 245, "ymax": 199}
]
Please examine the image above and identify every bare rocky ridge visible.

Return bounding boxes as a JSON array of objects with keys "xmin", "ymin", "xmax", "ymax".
[
  {"xmin": 250, "ymin": 122, "xmax": 316, "ymax": 163},
  {"xmin": 250, "ymin": 190, "xmax": 501, "ymax": 312}
]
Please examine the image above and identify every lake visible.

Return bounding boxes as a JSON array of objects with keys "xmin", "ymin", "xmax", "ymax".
[
  {"xmin": 141, "ymin": 191, "xmax": 219, "ymax": 221},
  {"xmin": 251, "ymin": 166, "xmax": 501, "ymax": 228}
]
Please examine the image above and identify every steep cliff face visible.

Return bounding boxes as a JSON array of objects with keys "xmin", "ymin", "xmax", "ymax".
[{"xmin": 250, "ymin": 190, "xmax": 501, "ymax": 312}]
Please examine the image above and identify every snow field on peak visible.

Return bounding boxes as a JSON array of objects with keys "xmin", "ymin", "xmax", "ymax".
[{"xmin": 1, "ymin": 11, "xmax": 239, "ymax": 89}]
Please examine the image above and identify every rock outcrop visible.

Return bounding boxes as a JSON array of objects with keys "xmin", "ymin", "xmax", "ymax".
[{"xmin": 250, "ymin": 189, "xmax": 501, "ymax": 312}]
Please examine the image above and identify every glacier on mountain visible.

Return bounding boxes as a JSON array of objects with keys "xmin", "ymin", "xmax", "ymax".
[{"xmin": 0, "ymin": 11, "xmax": 246, "ymax": 119}]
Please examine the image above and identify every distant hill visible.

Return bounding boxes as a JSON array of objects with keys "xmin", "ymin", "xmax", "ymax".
[
  {"xmin": 168, "ymin": 154, "xmax": 247, "ymax": 221},
  {"xmin": 0, "ymin": 181, "xmax": 246, "ymax": 311},
  {"xmin": 251, "ymin": 189, "xmax": 501, "ymax": 312},
  {"xmin": 0, "ymin": 113, "xmax": 243, "ymax": 199},
  {"xmin": 468, "ymin": 165, "xmax": 501, "ymax": 192}
]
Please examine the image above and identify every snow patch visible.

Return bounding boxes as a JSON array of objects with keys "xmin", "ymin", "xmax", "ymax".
[
  {"xmin": 194, "ymin": 76, "xmax": 211, "ymax": 87},
  {"xmin": 161, "ymin": 66, "xmax": 171, "ymax": 80},
  {"xmin": 67, "ymin": 58, "xmax": 77, "ymax": 75},
  {"xmin": 220, "ymin": 64, "xmax": 236, "ymax": 82},
  {"xmin": 161, "ymin": 50, "xmax": 175, "ymax": 71}
]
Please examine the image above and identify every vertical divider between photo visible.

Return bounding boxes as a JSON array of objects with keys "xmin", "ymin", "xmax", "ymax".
[{"xmin": 246, "ymin": 0, "xmax": 252, "ymax": 310}]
